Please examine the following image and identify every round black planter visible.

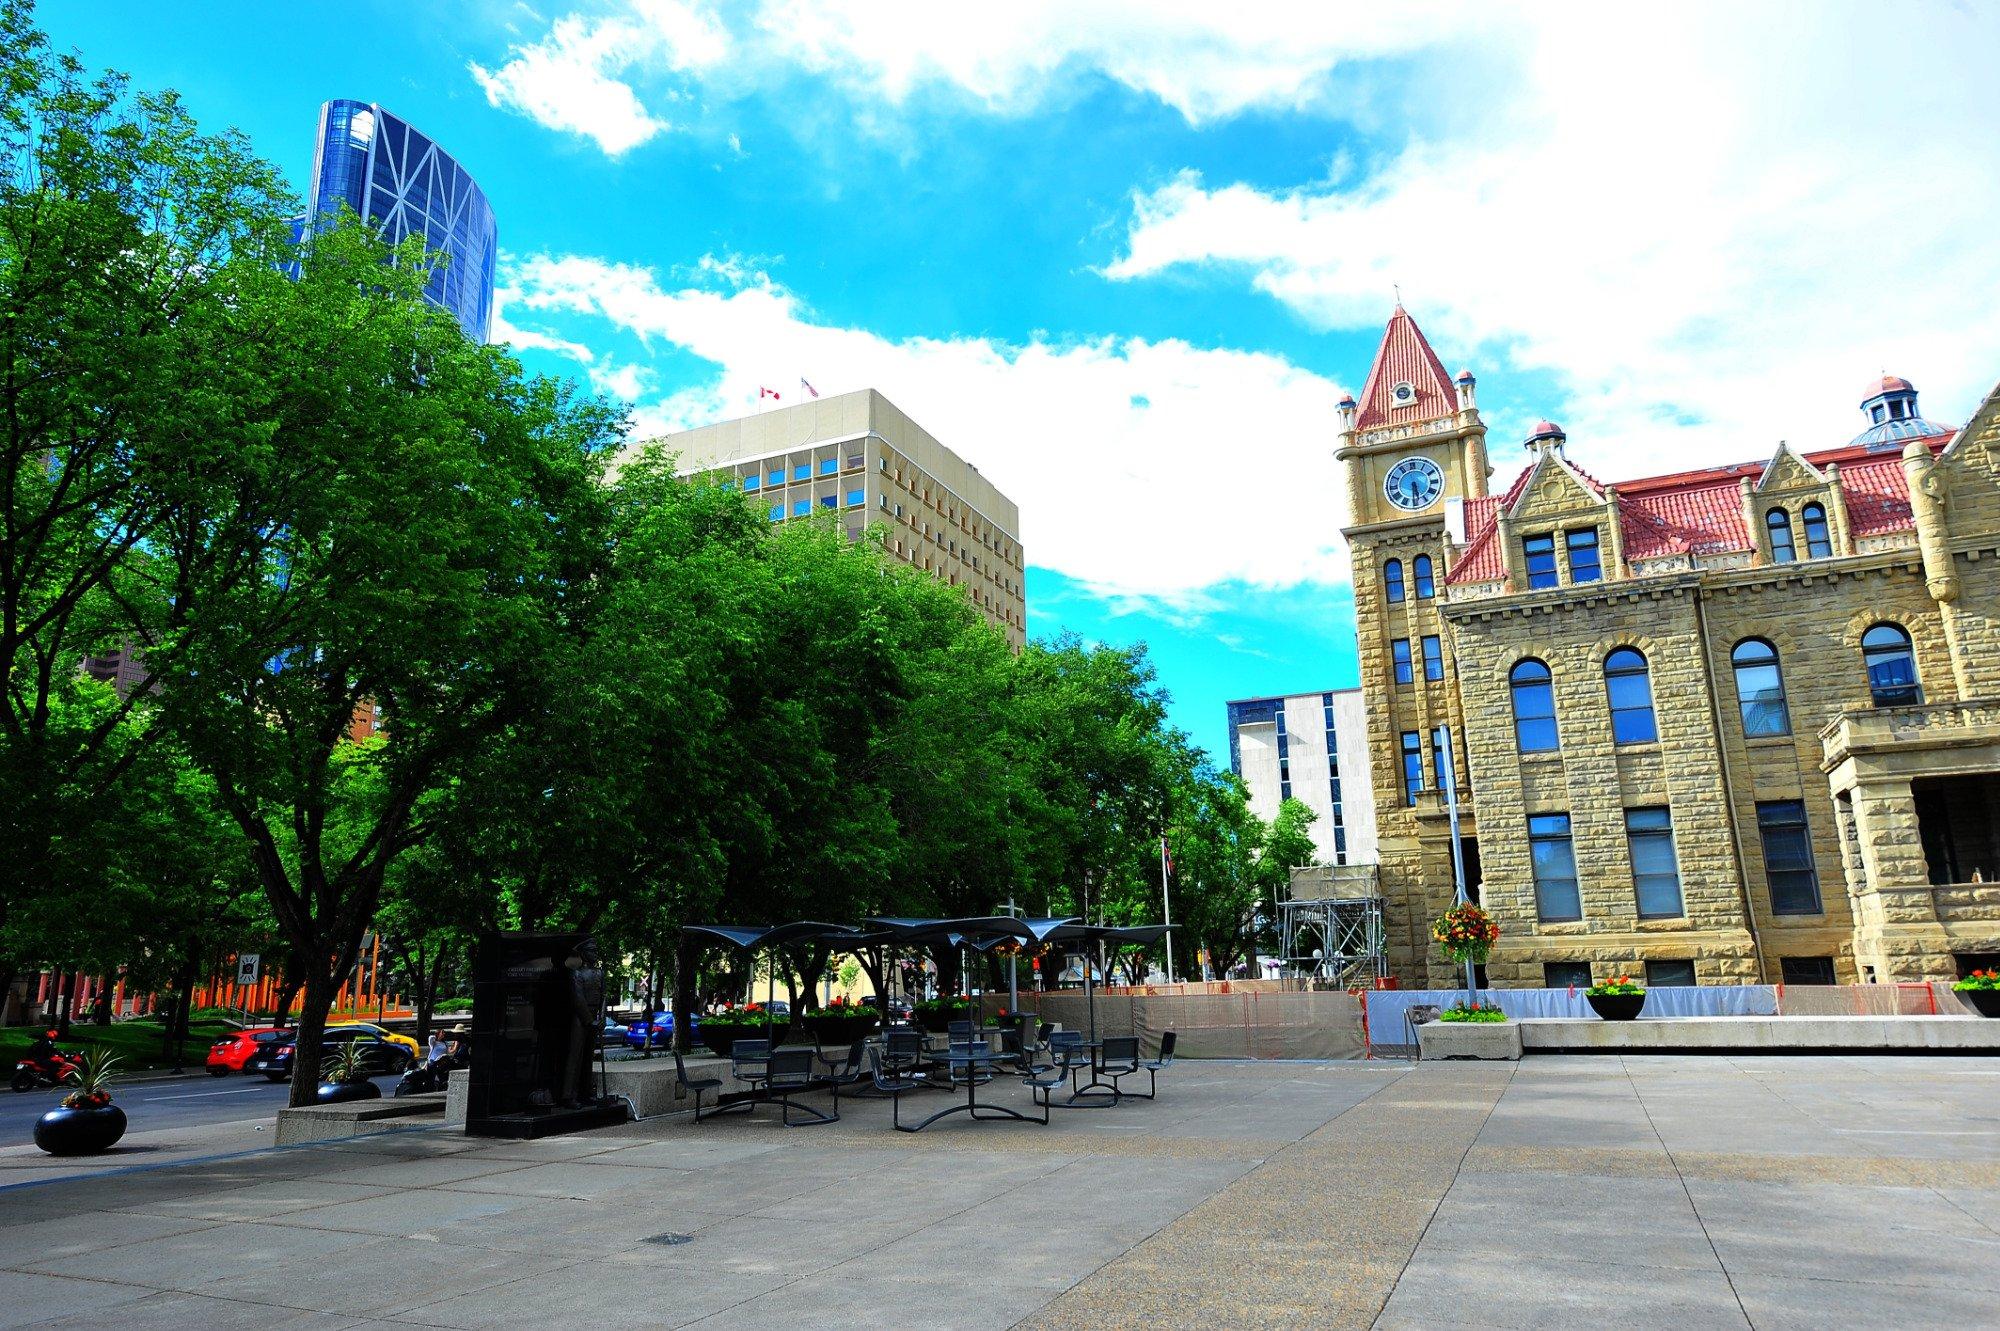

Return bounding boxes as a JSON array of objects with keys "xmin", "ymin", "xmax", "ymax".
[
  {"xmin": 800, "ymin": 1013, "xmax": 879, "ymax": 1046},
  {"xmin": 1586, "ymin": 991, "xmax": 1647, "ymax": 1021},
  {"xmin": 700, "ymin": 1022, "xmax": 789, "ymax": 1057},
  {"xmin": 315, "ymin": 1079, "xmax": 381, "ymax": 1104},
  {"xmin": 1960, "ymin": 988, "xmax": 2000, "ymax": 1018},
  {"xmin": 34, "ymin": 1104, "xmax": 127, "ymax": 1156}
]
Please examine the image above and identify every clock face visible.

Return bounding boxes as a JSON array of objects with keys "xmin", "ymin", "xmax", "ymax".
[{"xmin": 1384, "ymin": 456, "xmax": 1445, "ymax": 512}]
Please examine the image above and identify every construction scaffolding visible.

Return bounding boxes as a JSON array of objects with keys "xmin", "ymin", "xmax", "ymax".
[{"xmin": 1279, "ymin": 864, "xmax": 1386, "ymax": 987}]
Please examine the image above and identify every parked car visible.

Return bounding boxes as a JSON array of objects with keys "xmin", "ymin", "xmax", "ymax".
[
  {"xmin": 205, "ymin": 1027, "xmax": 292, "ymax": 1077},
  {"xmin": 326, "ymin": 1022, "xmax": 421, "ymax": 1061},
  {"xmin": 624, "ymin": 1011, "xmax": 699, "ymax": 1050},
  {"xmin": 248, "ymin": 1029, "xmax": 413, "ymax": 1082}
]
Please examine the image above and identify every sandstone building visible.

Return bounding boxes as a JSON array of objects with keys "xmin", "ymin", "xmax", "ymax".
[
  {"xmin": 660, "ymin": 390, "xmax": 1026, "ymax": 646},
  {"xmin": 1338, "ymin": 308, "xmax": 2000, "ymax": 988}
]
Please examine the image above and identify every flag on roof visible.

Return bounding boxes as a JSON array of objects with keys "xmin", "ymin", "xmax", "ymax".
[
  {"xmin": 758, "ymin": 386, "xmax": 781, "ymax": 400},
  {"xmin": 800, "ymin": 377, "xmax": 819, "ymax": 399}
]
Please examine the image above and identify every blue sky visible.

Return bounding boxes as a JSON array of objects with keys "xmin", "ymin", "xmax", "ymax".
[{"xmin": 43, "ymin": 2, "xmax": 2000, "ymax": 763}]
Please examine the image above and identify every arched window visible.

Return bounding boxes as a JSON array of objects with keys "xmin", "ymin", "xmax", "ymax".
[
  {"xmin": 1510, "ymin": 659, "xmax": 1559, "ymax": 753},
  {"xmin": 1801, "ymin": 503, "xmax": 1832, "ymax": 559},
  {"xmin": 1384, "ymin": 558, "xmax": 1406, "ymax": 604},
  {"xmin": 1862, "ymin": 623, "xmax": 1922, "ymax": 706},
  {"xmin": 1413, "ymin": 554, "xmax": 1435, "ymax": 599},
  {"xmin": 1604, "ymin": 647, "xmax": 1657, "ymax": 744},
  {"xmin": 1766, "ymin": 508, "xmax": 1796, "ymax": 563},
  {"xmin": 1731, "ymin": 639, "xmax": 1790, "ymax": 737}
]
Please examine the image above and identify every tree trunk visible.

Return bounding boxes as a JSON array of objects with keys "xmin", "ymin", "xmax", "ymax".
[
  {"xmin": 169, "ymin": 940, "xmax": 200, "ymax": 1070},
  {"xmin": 53, "ymin": 969, "xmax": 75, "ymax": 1037},
  {"xmin": 271, "ymin": 965, "xmax": 303, "ymax": 1029},
  {"xmin": 91, "ymin": 981, "xmax": 112, "ymax": 1025},
  {"xmin": 287, "ymin": 973, "xmax": 337, "ymax": 1107},
  {"xmin": 0, "ymin": 965, "xmax": 14, "ymax": 1026},
  {"xmin": 670, "ymin": 932, "xmax": 696, "ymax": 1055}
]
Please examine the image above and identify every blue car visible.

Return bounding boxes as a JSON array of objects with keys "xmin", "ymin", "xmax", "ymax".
[{"xmin": 624, "ymin": 1011, "xmax": 696, "ymax": 1049}]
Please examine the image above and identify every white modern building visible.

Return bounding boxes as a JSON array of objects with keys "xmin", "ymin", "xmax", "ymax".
[{"xmin": 1225, "ymin": 689, "xmax": 1379, "ymax": 867}]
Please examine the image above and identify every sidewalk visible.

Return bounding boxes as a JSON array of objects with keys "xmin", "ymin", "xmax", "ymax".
[{"xmin": 0, "ymin": 1055, "xmax": 1996, "ymax": 1327}]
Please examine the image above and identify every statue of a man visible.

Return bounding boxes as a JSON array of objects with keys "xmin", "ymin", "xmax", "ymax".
[{"xmin": 559, "ymin": 938, "xmax": 604, "ymax": 1108}]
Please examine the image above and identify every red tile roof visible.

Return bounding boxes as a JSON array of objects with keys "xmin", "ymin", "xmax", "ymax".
[
  {"xmin": 1355, "ymin": 307, "xmax": 1459, "ymax": 431},
  {"xmin": 1443, "ymin": 432, "xmax": 1950, "ymax": 586}
]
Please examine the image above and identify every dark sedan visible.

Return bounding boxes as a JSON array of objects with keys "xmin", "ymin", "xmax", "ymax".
[
  {"xmin": 247, "ymin": 1029, "xmax": 413, "ymax": 1082},
  {"xmin": 623, "ymin": 1010, "xmax": 700, "ymax": 1050}
]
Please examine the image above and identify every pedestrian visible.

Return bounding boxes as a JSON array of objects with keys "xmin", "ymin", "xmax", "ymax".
[{"xmin": 425, "ymin": 1029, "xmax": 449, "ymax": 1066}]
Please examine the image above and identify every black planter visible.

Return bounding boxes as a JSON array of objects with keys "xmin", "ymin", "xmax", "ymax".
[
  {"xmin": 914, "ymin": 1009, "xmax": 966, "ymax": 1034},
  {"xmin": 315, "ymin": 1079, "xmax": 382, "ymax": 1104},
  {"xmin": 700, "ymin": 1022, "xmax": 788, "ymax": 1057},
  {"xmin": 34, "ymin": 1104, "xmax": 127, "ymax": 1156},
  {"xmin": 1961, "ymin": 988, "xmax": 2000, "ymax": 1018},
  {"xmin": 1587, "ymin": 991, "xmax": 1647, "ymax": 1021},
  {"xmin": 800, "ymin": 1013, "xmax": 879, "ymax": 1046}
]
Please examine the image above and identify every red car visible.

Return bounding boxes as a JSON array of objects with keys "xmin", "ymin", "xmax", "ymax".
[{"xmin": 205, "ymin": 1027, "xmax": 292, "ymax": 1076}]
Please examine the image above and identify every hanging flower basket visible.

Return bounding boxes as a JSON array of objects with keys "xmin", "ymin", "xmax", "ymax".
[{"xmin": 1431, "ymin": 903, "xmax": 1500, "ymax": 966}]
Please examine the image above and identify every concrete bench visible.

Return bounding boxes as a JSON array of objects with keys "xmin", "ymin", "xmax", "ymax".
[
  {"xmin": 442, "ymin": 1055, "xmax": 764, "ymax": 1128},
  {"xmin": 275, "ymin": 1092, "xmax": 446, "ymax": 1146}
]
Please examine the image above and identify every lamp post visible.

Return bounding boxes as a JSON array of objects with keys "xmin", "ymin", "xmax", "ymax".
[{"xmin": 1439, "ymin": 725, "xmax": 1477, "ymax": 1010}]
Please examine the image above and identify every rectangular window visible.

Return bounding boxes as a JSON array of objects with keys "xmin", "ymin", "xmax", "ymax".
[
  {"xmin": 1431, "ymin": 726, "xmax": 1452, "ymax": 794},
  {"xmin": 1756, "ymin": 800, "xmax": 1822, "ymax": 915},
  {"xmin": 767, "ymin": 470, "xmax": 784, "ymax": 486},
  {"xmin": 1626, "ymin": 807, "xmax": 1684, "ymax": 918},
  {"xmin": 1421, "ymin": 635, "xmax": 1444, "ymax": 681},
  {"xmin": 1780, "ymin": 956, "xmax": 1836, "ymax": 985},
  {"xmin": 768, "ymin": 504, "xmax": 783, "ymax": 522},
  {"xmin": 1529, "ymin": 813, "xmax": 1582, "ymax": 921},
  {"xmin": 792, "ymin": 463, "xmax": 811, "ymax": 482},
  {"xmin": 1544, "ymin": 961, "xmax": 1592, "ymax": 989},
  {"xmin": 792, "ymin": 499, "xmax": 811, "ymax": 517},
  {"xmin": 1524, "ymin": 534, "xmax": 1559, "ymax": 589},
  {"xmin": 818, "ymin": 495, "xmax": 837, "ymax": 509},
  {"xmin": 1400, "ymin": 731, "xmax": 1423, "ymax": 806},
  {"xmin": 742, "ymin": 474, "xmax": 761, "ymax": 492},
  {"xmin": 1645, "ymin": 960, "xmax": 1696, "ymax": 987},
  {"xmin": 819, "ymin": 457, "xmax": 838, "ymax": 475},
  {"xmin": 847, "ymin": 489, "xmax": 865, "ymax": 507},
  {"xmin": 1566, "ymin": 528, "xmax": 1603, "ymax": 583},
  {"xmin": 1391, "ymin": 639, "xmax": 1413, "ymax": 685}
]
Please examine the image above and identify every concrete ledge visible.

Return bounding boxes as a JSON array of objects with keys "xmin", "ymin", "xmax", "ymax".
[
  {"xmin": 274, "ymin": 1094, "xmax": 445, "ymax": 1146},
  {"xmin": 442, "ymin": 1056, "xmax": 762, "ymax": 1130},
  {"xmin": 1519, "ymin": 1014, "xmax": 2000, "ymax": 1054},
  {"xmin": 1418, "ymin": 1021, "xmax": 1522, "ymax": 1061}
]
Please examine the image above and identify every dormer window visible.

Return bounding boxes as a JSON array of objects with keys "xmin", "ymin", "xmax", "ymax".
[{"xmin": 1391, "ymin": 381, "xmax": 1416, "ymax": 407}]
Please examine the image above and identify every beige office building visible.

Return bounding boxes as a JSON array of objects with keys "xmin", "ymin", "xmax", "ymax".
[{"xmin": 660, "ymin": 390, "xmax": 1026, "ymax": 646}]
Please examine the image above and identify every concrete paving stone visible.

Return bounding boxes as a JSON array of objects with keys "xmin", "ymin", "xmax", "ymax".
[
  {"xmin": 0, "ymin": 1270, "xmax": 160, "ymax": 1329},
  {"xmin": 587, "ymin": 1138, "xmax": 786, "ymax": 1171},
  {"xmin": 23, "ymin": 1217, "xmax": 383, "ymax": 1289},
  {"xmin": 111, "ymin": 1177, "xmax": 397, "ymax": 1222},
  {"xmin": 258, "ymin": 1186, "xmax": 538, "ymax": 1239},
  {"xmin": 401, "ymin": 1194, "xmax": 739, "ymax": 1258},
  {"xmin": 1460, "ymin": 1143, "xmax": 1681, "ymax": 1179},
  {"xmin": 1375, "ymin": 1251, "xmax": 1750, "ymax": 1330},
  {"xmin": 680, "ymin": 1269, "xmax": 1060, "ymax": 1331},
  {"xmin": 1729, "ymin": 1273, "xmax": 2000, "ymax": 1329},
  {"xmin": 432, "ymin": 1159, "xmax": 684, "ymax": 1202},
  {"xmin": 385, "ymin": 1257, "xmax": 781, "ymax": 1329},
  {"xmin": 591, "ymin": 1212, "xmax": 926, "ymax": 1279},
  {"xmin": 1932, "ymin": 1186, "xmax": 2000, "ymax": 1235},
  {"xmin": 436, "ymin": 1135, "xmax": 627, "ymax": 1163},
  {"xmin": 17, "ymin": 1289, "xmax": 363, "ymax": 1329},
  {"xmin": 1421, "ymin": 1170, "xmax": 1721, "ymax": 1272},
  {"xmin": 217, "ymin": 1234, "xmax": 578, "ymax": 1319},
  {"xmin": 313, "ymin": 1154, "xmax": 541, "ymax": 1189},
  {"xmin": 1685, "ymin": 1178, "xmax": 2000, "ymax": 1291},
  {"xmin": 0, "ymin": 1210, "xmax": 216, "ymax": 1271}
]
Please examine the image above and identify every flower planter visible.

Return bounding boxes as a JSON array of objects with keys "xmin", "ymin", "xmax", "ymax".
[
  {"xmin": 914, "ymin": 1009, "xmax": 967, "ymax": 1034},
  {"xmin": 800, "ymin": 1013, "xmax": 879, "ymax": 1046},
  {"xmin": 1586, "ymin": 992, "xmax": 1646, "ymax": 1021},
  {"xmin": 1960, "ymin": 988, "xmax": 2000, "ymax": 1018},
  {"xmin": 316, "ymin": 1079, "xmax": 382, "ymax": 1105},
  {"xmin": 700, "ymin": 1022, "xmax": 788, "ymax": 1057},
  {"xmin": 34, "ymin": 1104, "xmax": 127, "ymax": 1156}
]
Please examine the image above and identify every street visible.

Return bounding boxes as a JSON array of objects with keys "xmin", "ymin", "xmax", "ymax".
[{"xmin": 2, "ymin": 1071, "xmax": 404, "ymax": 1145}]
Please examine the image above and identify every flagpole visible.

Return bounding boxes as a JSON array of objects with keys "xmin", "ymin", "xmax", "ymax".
[{"xmin": 1161, "ymin": 836, "xmax": 1176, "ymax": 986}]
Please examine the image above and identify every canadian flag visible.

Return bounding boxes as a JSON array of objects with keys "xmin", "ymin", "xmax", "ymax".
[{"xmin": 759, "ymin": 386, "xmax": 781, "ymax": 401}]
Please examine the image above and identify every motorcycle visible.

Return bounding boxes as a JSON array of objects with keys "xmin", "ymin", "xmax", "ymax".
[{"xmin": 11, "ymin": 1049, "xmax": 82, "ymax": 1093}]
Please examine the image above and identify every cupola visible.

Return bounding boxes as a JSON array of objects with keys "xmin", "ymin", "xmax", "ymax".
[{"xmin": 1851, "ymin": 375, "xmax": 1949, "ymax": 450}]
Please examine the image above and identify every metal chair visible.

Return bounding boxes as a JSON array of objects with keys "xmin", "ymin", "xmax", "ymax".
[
  {"xmin": 1047, "ymin": 1030, "xmax": 1089, "ymax": 1092},
  {"xmin": 1092, "ymin": 1036, "xmax": 1142, "ymax": 1099},
  {"xmin": 870, "ymin": 1046, "xmax": 925, "ymax": 1131},
  {"xmin": 1404, "ymin": 1004, "xmax": 1442, "ymax": 1057},
  {"xmin": 1129, "ymin": 1031, "xmax": 1176, "ymax": 1100},
  {"xmin": 946, "ymin": 1020, "xmax": 976, "ymax": 1044},
  {"xmin": 817, "ymin": 1037, "xmax": 869, "ymax": 1086},
  {"xmin": 883, "ymin": 1028, "xmax": 927, "ymax": 1079},
  {"xmin": 729, "ymin": 1038, "xmax": 772, "ymax": 1091},
  {"xmin": 765, "ymin": 1048, "xmax": 837, "ymax": 1126},
  {"xmin": 671, "ymin": 1048, "xmax": 726, "ymax": 1122}
]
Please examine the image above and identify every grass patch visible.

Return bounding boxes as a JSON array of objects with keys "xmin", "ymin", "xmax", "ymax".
[{"xmin": 1, "ymin": 1018, "xmax": 241, "ymax": 1071}]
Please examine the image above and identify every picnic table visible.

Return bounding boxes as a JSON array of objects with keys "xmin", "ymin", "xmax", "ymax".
[{"xmin": 895, "ymin": 1045, "xmax": 1042, "ymax": 1133}]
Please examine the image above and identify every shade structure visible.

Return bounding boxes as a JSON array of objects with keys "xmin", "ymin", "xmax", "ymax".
[
  {"xmin": 682, "ymin": 922, "xmax": 877, "ymax": 1039},
  {"xmin": 1041, "ymin": 922, "xmax": 1169, "ymax": 1044},
  {"xmin": 865, "ymin": 916, "xmax": 1078, "ymax": 946}
]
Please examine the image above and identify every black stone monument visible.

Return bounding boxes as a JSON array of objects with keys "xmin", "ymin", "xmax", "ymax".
[{"xmin": 464, "ymin": 931, "xmax": 628, "ymax": 1139}]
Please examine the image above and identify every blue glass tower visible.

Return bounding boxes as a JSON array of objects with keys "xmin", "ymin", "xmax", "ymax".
[{"xmin": 304, "ymin": 99, "xmax": 497, "ymax": 342}]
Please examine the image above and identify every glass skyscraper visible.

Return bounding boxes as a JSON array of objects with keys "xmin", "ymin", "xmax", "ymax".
[{"xmin": 302, "ymin": 99, "xmax": 497, "ymax": 341}]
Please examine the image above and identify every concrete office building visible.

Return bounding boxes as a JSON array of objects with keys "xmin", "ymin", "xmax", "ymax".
[
  {"xmin": 662, "ymin": 390, "xmax": 1026, "ymax": 646},
  {"xmin": 1225, "ymin": 689, "xmax": 1379, "ymax": 868}
]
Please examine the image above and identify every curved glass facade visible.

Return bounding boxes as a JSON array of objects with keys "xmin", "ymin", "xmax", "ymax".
[{"xmin": 305, "ymin": 99, "xmax": 497, "ymax": 341}]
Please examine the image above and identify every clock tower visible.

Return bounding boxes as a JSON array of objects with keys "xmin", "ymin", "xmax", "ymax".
[{"xmin": 1335, "ymin": 306, "xmax": 1491, "ymax": 985}]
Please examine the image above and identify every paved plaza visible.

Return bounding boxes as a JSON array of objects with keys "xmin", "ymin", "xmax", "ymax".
[{"xmin": 1, "ymin": 1056, "xmax": 1996, "ymax": 1328}]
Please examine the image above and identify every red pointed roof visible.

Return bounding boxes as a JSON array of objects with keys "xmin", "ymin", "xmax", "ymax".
[{"xmin": 1355, "ymin": 307, "xmax": 1458, "ymax": 431}]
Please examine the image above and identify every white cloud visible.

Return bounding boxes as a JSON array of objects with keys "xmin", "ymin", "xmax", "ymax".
[
  {"xmin": 588, "ymin": 360, "xmax": 656, "ymax": 400},
  {"xmin": 491, "ymin": 287, "xmax": 596, "ymax": 362},
  {"xmin": 509, "ymin": 254, "xmax": 1350, "ymax": 600},
  {"xmin": 470, "ymin": 2, "xmax": 728, "ymax": 154},
  {"xmin": 1105, "ymin": 4, "xmax": 2000, "ymax": 477}
]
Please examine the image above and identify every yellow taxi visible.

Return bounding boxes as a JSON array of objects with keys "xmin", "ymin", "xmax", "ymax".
[{"xmin": 327, "ymin": 1023, "xmax": 422, "ymax": 1061}]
